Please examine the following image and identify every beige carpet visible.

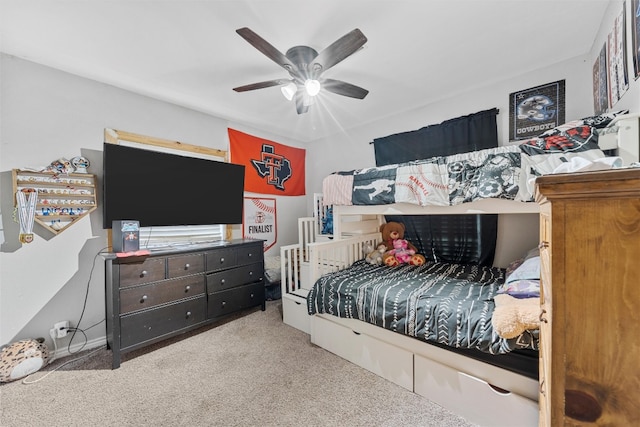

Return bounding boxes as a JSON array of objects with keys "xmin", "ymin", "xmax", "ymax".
[{"xmin": 0, "ymin": 301, "xmax": 475, "ymax": 427}]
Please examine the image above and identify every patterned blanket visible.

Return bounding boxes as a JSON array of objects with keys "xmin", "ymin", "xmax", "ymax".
[
  {"xmin": 307, "ymin": 260, "xmax": 538, "ymax": 354},
  {"xmin": 322, "ymin": 125, "xmax": 605, "ymax": 207}
]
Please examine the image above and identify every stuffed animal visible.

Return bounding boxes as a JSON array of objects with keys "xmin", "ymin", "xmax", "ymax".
[
  {"xmin": 379, "ymin": 222, "xmax": 426, "ymax": 266},
  {"xmin": 387, "ymin": 239, "xmax": 415, "ymax": 264},
  {"xmin": 491, "ymin": 294, "xmax": 540, "ymax": 339},
  {"xmin": 365, "ymin": 243, "xmax": 386, "ymax": 265}
]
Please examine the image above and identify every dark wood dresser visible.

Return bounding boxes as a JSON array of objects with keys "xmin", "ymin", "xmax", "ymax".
[
  {"xmin": 535, "ymin": 168, "xmax": 640, "ymax": 426},
  {"xmin": 105, "ymin": 239, "xmax": 265, "ymax": 368}
]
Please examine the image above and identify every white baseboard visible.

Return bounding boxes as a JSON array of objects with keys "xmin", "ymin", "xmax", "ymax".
[{"xmin": 50, "ymin": 335, "xmax": 107, "ymax": 361}]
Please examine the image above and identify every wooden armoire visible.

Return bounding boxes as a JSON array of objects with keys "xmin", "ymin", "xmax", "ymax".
[{"xmin": 535, "ymin": 168, "xmax": 640, "ymax": 426}]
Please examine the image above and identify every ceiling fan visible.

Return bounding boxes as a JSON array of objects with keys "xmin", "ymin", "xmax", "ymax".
[{"xmin": 233, "ymin": 27, "xmax": 369, "ymax": 114}]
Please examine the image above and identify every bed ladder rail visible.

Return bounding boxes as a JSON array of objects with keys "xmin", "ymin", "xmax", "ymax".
[
  {"xmin": 280, "ymin": 243, "xmax": 303, "ymax": 296},
  {"xmin": 280, "ymin": 216, "xmax": 333, "ymax": 297},
  {"xmin": 307, "ymin": 232, "xmax": 381, "ymax": 284}
]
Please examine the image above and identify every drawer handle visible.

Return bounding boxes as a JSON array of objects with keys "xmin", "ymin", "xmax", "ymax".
[
  {"xmin": 140, "ymin": 270, "xmax": 148, "ymax": 277},
  {"xmin": 249, "ymin": 271, "xmax": 253, "ymax": 276},
  {"xmin": 140, "ymin": 295, "xmax": 148, "ymax": 304},
  {"xmin": 185, "ymin": 311, "xmax": 192, "ymax": 319},
  {"xmin": 250, "ymin": 293, "xmax": 254, "ymax": 299},
  {"xmin": 249, "ymin": 253, "xmax": 252, "ymax": 257},
  {"xmin": 220, "ymin": 279, "xmax": 225, "ymax": 285},
  {"xmin": 538, "ymin": 241, "xmax": 549, "ymax": 249},
  {"xmin": 539, "ymin": 379, "xmax": 545, "ymax": 395},
  {"xmin": 184, "ymin": 285, "xmax": 191, "ymax": 293},
  {"xmin": 221, "ymin": 301, "xmax": 226, "ymax": 307},
  {"xmin": 184, "ymin": 263, "xmax": 190, "ymax": 269},
  {"xmin": 220, "ymin": 257, "xmax": 225, "ymax": 263},
  {"xmin": 539, "ymin": 309, "xmax": 548, "ymax": 323},
  {"xmin": 352, "ymin": 331, "xmax": 361, "ymax": 336}
]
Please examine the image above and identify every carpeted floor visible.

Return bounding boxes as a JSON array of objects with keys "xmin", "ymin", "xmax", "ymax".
[{"xmin": 0, "ymin": 301, "xmax": 476, "ymax": 427}]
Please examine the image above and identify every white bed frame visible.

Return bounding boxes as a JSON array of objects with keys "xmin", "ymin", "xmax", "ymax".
[{"xmin": 280, "ymin": 114, "xmax": 640, "ymax": 427}]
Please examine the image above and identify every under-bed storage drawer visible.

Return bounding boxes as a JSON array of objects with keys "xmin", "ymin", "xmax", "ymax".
[
  {"xmin": 414, "ymin": 354, "xmax": 538, "ymax": 427},
  {"xmin": 311, "ymin": 315, "xmax": 413, "ymax": 391},
  {"xmin": 282, "ymin": 293, "xmax": 311, "ymax": 334}
]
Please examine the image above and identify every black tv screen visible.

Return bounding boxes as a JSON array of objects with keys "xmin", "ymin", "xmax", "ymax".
[{"xmin": 103, "ymin": 143, "xmax": 245, "ymax": 228}]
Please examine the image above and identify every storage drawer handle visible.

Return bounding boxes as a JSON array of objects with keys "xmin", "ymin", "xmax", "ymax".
[
  {"xmin": 184, "ymin": 285, "xmax": 191, "ymax": 293},
  {"xmin": 140, "ymin": 270, "xmax": 148, "ymax": 277},
  {"xmin": 249, "ymin": 271, "xmax": 253, "ymax": 276},
  {"xmin": 539, "ymin": 379, "xmax": 545, "ymax": 395},
  {"xmin": 221, "ymin": 301, "xmax": 226, "ymax": 307},
  {"xmin": 220, "ymin": 257, "xmax": 225, "ymax": 263},
  {"xmin": 248, "ymin": 253, "xmax": 252, "ymax": 257},
  {"xmin": 184, "ymin": 263, "xmax": 190, "ymax": 269},
  {"xmin": 140, "ymin": 295, "xmax": 148, "ymax": 304},
  {"xmin": 352, "ymin": 331, "xmax": 361, "ymax": 336},
  {"xmin": 539, "ymin": 309, "xmax": 548, "ymax": 323},
  {"xmin": 250, "ymin": 293, "xmax": 254, "ymax": 299},
  {"xmin": 538, "ymin": 241, "xmax": 549, "ymax": 249},
  {"xmin": 220, "ymin": 279, "xmax": 225, "ymax": 285},
  {"xmin": 185, "ymin": 311, "xmax": 192, "ymax": 319}
]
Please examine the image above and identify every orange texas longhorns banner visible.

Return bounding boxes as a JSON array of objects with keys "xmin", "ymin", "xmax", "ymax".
[{"xmin": 228, "ymin": 128, "xmax": 306, "ymax": 196}]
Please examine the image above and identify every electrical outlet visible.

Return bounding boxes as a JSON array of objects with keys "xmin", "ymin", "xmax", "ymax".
[{"xmin": 53, "ymin": 320, "xmax": 70, "ymax": 338}]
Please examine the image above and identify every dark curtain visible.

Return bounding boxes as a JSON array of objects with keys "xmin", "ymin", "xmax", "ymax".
[{"xmin": 373, "ymin": 108, "xmax": 499, "ymax": 266}]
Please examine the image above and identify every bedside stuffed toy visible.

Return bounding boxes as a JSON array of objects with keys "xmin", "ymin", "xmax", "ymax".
[
  {"xmin": 387, "ymin": 239, "xmax": 415, "ymax": 264},
  {"xmin": 364, "ymin": 243, "xmax": 386, "ymax": 265},
  {"xmin": 379, "ymin": 222, "xmax": 426, "ymax": 266}
]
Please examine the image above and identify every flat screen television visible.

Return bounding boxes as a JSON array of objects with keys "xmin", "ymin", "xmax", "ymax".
[{"xmin": 103, "ymin": 143, "xmax": 245, "ymax": 228}]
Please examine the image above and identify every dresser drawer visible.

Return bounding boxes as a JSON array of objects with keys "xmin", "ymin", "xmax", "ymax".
[
  {"xmin": 236, "ymin": 243, "xmax": 263, "ymax": 266},
  {"xmin": 120, "ymin": 296, "xmax": 206, "ymax": 349},
  {"xmin": 205, "ymin": 247, "xmax": 237, "ymax": 272},
  {"xmin": 167, "ymin": 253, "xmax": 205, "ymax": 278},
  {"xmin": 119, "ymin": 257, "xmax": 165, "ymax": 287},
  {"xmin": 120, "ymin": 275, "xmax": 206, "ymax": 315},
  {"xmin": 206, "ymin": 263, "xmax": 263, "ymax": 293},
  {"xmin": 207, "ymin": 282, "xmax": 265, "ymax": 319}
]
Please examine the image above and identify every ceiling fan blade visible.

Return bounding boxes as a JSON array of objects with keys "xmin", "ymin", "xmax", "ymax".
[
  {"xmin": 310, "ymin": 29, "xmax": 367, "ymax": 77},
  {"xmin": 233, "ymin": 79, "xmax": 290, "ymax": 92},
  {"xmin": 236, "ymin": 27, "xmax": 301, "ymax": 77},
  {"xmin": 322, "ymin": 79, "xmax": 369, "ymax": 99}
]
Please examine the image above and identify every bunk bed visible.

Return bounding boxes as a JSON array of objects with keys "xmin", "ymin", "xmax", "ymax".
[{"xmin": 280, "ymin": 113, "xmax": 639, "ymax": 426}]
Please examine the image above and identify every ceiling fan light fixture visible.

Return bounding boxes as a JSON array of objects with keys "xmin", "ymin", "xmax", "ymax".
[
  {"xmin": 280, "ymin": 82, "xmax": 297, "ymax": 101},
  {"xmin": 304, "ymin": 79, "xmax": 321, "ymax": 96}
]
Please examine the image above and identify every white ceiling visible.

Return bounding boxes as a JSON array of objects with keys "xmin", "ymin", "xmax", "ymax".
[{"xmin": 1, "ymin": 0, "xmax": 610, "ymax": 143}]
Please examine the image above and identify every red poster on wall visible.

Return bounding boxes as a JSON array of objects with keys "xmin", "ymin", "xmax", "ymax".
[{"xmin": 228, "ymin": 128, "xmax": 306, "ymax": 196}]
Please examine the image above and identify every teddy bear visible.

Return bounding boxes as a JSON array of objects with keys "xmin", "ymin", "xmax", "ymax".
[
  {"xmin": 379, "ymin": 221, "xmax": 426, "ymax": 266},
  {"xmin": 364, "ymin": 243, "xmax": 387, "ymax": 265}
]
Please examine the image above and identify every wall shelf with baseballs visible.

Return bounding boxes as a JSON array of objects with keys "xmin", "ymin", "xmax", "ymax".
[{"xmin": 12, "ymin": 169, "xmax": 97, "ymax": 235}]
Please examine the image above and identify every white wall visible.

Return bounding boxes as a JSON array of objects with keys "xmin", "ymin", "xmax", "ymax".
[{"xmin": 0, "ymin": 55, "xmax": 307, "ymax": 348}]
